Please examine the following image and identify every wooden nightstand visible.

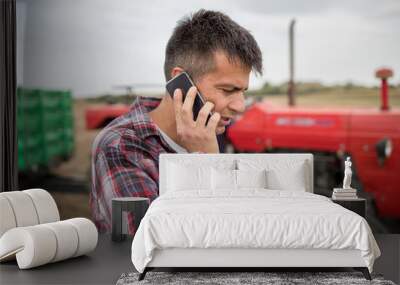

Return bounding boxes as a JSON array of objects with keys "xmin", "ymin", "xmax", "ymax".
[{"xmin": 331, "ymin": 198, "xmax": 366, "ymax": 218}]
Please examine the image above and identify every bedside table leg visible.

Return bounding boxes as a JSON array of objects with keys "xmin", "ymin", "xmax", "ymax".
[
  {"xmin": 354, "ymin": 267, "xmax": 371, "ymax": 280},
  {"xmin": 112, "ymin": 201, "xmax": 123, "ymax": 242}
]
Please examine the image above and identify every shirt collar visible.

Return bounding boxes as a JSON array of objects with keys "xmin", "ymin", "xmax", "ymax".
[
  {"xmin": 128, "ymin": 96, "xmax": 179, "ymax": 153},
  {"xmin": 128, "ymin": 96, "xmax": 162, "ymax": 139}
]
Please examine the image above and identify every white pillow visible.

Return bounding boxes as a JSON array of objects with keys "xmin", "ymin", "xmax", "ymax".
[
  {"xmin": 212, "ymin": 168, "xmax": 237, "ymax": 190},
  {"xmin": 167, "ymin": 162, "xmax": 212, "ymax": 191},
  {"xmin": 266, "ymin": 163, "xmax": 306, "ymax": 191},
  {"xmin": 236, "ymin": 169, "xmax": 267, "ymax": 189},
  {"xmin": 237, "ymin": 159, "xmax": 307, "ymax": 191}
]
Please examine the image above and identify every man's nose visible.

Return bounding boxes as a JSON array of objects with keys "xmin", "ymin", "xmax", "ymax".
[{"xmin": 229, "ymin": 92, "xmax": 246, "ymax": 114}]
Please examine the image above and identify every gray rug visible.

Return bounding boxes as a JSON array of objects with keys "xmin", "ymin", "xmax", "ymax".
[{"xmin": 116, "ymin": 271, "xmax": 396, "ymax": 285}]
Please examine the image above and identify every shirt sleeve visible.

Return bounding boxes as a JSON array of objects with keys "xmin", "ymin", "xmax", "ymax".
[{"xmin": 90, "ymin": 145, "xmax": 159, "ymax": 235}]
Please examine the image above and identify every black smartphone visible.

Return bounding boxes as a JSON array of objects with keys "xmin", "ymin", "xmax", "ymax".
[{"xmin": 166, "ymin": 72, "xmax": 212, "ymax": 123}]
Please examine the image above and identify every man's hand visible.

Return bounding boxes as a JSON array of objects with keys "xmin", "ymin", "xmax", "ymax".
[{"xmin": 173, "ymin": 86, "xmax": 220, "ymax": 153}]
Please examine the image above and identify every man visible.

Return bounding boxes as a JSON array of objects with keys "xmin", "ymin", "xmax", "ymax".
[{"xmin": 90, "ymin": 9, "xmax": 263, "ymax": 233}]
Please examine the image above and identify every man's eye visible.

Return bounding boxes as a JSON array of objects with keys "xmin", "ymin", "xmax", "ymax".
[{"xmin": 223, "ymin": 89, "xmax": 235, "ymax": 93}]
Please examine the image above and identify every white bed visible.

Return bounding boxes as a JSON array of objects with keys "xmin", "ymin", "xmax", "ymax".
[{"xmin": 131, "ymin": 153, "xmax": 380, "ymax": 280}]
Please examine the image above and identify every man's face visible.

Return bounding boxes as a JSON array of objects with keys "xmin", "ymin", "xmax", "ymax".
[{"xmin": 195, "ymin": 51, "xmax": 250, "ymax": 135}]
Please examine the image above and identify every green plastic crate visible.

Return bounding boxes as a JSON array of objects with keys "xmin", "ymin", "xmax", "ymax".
[
  {"xmin": 17, "ymin": 88, "xmax": 75, "ymax": 172},
  {"xmin": 60, "ymin": 91, "xmax": 73, "ymax": 110},
  {"xmin": 19, "ymin": 115, "xmax": 42, "ymax": 134},
  {"xmin": 62, "ymin": 114, "xmax": 74, "ymax": 128},
  {"xmin": 17, "ymin": 89, "xmax": 41, "ymax": 111},
  {"xmin": 42, "ymin": 111, "xmax": 65, "ymax": 130}
]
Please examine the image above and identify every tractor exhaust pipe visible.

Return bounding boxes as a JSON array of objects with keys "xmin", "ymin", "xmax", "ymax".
[
  {"xmin": 288, "ymin": 19, "xmax": 296, "ymax": 107},
  {"xmin": 375, "ymin": 68, "xmax": 393, "ymax": 111}
]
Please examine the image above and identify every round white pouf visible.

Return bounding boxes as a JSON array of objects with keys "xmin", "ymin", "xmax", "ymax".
[
  {"xmin": 0, "ymin": 191, "xmax": 39, "ymax": 227},
  {"xmin": 0, "ymin": 196, "xmax": 17, "ymax": 237},
  {"xmin": 0, "ymin": 226, "xmax": 57, "ymax": 269},
  {"xmin": 66, "ymin": 218, "xmax": 98, "ymax": 257},
  {"xmin": 0, "ymin": 219, "xmax": 98, "ymax": 269},
  {"xmin": 23, "ymin": 189, "xmax": 60, "ymax": 223},
  {"xmin": 42, "ymin": 221, "xmax": 79, "ymax": 262}
]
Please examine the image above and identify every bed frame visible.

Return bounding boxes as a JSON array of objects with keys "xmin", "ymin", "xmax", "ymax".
[{"xmin": 139, "ymin": 154, "xmax": 371, "ymax": 280}]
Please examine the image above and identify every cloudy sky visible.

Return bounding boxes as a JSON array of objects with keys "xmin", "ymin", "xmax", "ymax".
[{"xmin": 17, "ymin": 0, "xmax": 400, "ymax": 97}]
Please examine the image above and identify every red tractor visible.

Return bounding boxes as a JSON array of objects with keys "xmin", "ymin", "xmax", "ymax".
[
  {"xmin": 86, "ymin": 104, "xmax": 130, "ymax": 129},
  {"xmin": 86, "ymin": 85, "xmax": 163, "ymax": 129},
  {"xmin": 226, "ymin": 69, "xmax": 400, "ymax": 222}
]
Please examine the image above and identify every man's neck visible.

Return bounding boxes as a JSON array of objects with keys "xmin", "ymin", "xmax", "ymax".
[{"xmin": 148, "ymin": 94, "xmax": 179, "ymax": 143}]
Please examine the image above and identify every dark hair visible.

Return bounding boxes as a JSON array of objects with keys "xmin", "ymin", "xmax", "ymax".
[{"xmin": 164, "ymin": 9, "xmax": 263, "ymax": 81}]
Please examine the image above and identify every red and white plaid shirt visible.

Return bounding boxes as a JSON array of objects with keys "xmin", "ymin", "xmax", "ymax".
[
  {"xmin": 89, "ymin": 96, "xmax": 177, "ymax": 234},
  {"xmin": 90, "ymin": 96, "xmax": 225, "ymax": 234}
]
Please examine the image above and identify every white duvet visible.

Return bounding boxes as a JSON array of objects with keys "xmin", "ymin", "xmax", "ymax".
[{"xmin": 131, "ymin": 190, "xmax": 380, "ymax": 273}]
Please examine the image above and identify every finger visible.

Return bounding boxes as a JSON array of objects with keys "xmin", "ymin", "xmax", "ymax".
[
  {"xmin": 173, "ymin": 88, "xmax": 183, "ymax": 123},
  {"xmin": 196, "ymin": 101, "xmax": 215, "ymax": 127},
  {"xmin": 206, "ymin": 112, "xmax": 221, "ymax": 132},
  {"xmin": 181, "ymin": 86, "xmax": 198, "ymax": 120},
  {"xmin": 173, "ymin": 88, "xmax": 183, "ymax": 108}
]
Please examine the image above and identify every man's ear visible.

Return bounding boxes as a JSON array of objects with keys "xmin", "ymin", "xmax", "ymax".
[{"xmin": 170, "ymin": 67, "xmax": 185, "ymax": 79}]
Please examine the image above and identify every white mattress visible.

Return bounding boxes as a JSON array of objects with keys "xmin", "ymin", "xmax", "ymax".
[{"xmin": 131, "ymin": 190, "xmax": 380, "ymax": 273}]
